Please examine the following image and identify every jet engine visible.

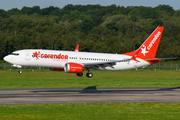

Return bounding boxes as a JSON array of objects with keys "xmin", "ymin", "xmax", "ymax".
[{"xmin": 64, "ymin": 63, "xmax": 83, "ymax": 73}]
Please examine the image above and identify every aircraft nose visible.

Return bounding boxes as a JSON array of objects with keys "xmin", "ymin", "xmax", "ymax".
[{"xmin": 3, "ymin": 55, "xmax": 10, "ymax": 62}]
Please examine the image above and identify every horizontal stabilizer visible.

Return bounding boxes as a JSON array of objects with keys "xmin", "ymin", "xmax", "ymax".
[{"xmin": 146, "ymin": 58, "xmax": 176, "ymax": 61}]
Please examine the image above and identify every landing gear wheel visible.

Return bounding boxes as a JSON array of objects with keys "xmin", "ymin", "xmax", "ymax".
[
  {"xmin": 18, "ymin": 70, "xmax": 22, "ymax": 74},
  {"xmin": 77, "ymin": 73, "xmax": 83, "ymax": 77},
  {"xmin": 86, "ymin": 73, "xmax": 93, "ymax": 78}
]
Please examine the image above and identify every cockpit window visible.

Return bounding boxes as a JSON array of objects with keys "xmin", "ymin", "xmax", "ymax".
[{"xmin": 11, "ymin": 53, "xmax": 19, "ymax": 56}]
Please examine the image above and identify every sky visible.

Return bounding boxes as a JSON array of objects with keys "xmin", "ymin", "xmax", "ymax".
[{"xmin": 0, "ymin": 0, "xmax": 180, "ymax": 11}]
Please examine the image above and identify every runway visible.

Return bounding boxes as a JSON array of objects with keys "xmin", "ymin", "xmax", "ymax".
[{"xmin": 0, "ymin": 87, "xmax": 180, "ymax": 105}]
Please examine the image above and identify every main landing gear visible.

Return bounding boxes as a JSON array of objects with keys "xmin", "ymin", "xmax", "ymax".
[
  {"xmin": 76, "ymin": 73, "xmax": 83, "ymax": 77},
  {"xmin": 76, "ymin": 70, "xmax": 93, "ymax": 78},
  {"xmin": 86, "ymin": 72, "xmax": 93, "ymax": 78}
]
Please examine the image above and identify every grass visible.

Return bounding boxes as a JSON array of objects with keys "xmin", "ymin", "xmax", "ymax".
[
  {"xmin": 1, "ymin": 70, "xmax": 180, "ymax": 120},
  {"xmin": 0, "ymin": 69, "xmax": 180, "ymax": 89},
  {"xmin": 0, "ymin": 103, "xmax": 180, "ymax": 120}
]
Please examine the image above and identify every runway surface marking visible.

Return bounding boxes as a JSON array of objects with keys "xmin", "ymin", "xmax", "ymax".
[{"xmin": 0, "ymin": 87, "xmax": 180, "ymax": 104}]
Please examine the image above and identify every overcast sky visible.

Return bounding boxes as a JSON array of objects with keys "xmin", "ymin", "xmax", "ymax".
[{"xmin": 1, "ymin": 0, "xmax": 180, "ymax": 11}]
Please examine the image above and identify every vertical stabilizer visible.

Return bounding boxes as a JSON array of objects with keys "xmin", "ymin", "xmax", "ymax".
[{"xmin": 124, "ymin": 27, "xmax": 164, "ymax": 60}]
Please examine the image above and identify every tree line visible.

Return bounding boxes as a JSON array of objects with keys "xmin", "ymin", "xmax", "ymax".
[{"xmin": 0, "ymin": 4, "xmax": 180, "ymax": 60}]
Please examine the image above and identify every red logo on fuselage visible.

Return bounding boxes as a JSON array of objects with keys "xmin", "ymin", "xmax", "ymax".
[
  {"xmin": 33, "ymin": 51, "xmax": 40, "ymax": 59},
  {"xmin": 32, "ymin": 51, "xmax": 68, "ymax": 60}
]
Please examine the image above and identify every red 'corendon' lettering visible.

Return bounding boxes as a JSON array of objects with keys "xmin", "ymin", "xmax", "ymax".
[
  {"xmin": 50, "ymin": 54, "xmax": 54, "ymax": 59},
  {"xmin": 54, "ymin": 54, "xmax": 57, "ymax": 59},
  {"xmin": 61, "ymin": 55, "xmax": 64, "ymax": 59},
  {"xmin": 65, "ymin": 55, "xmax": 68, "ymax": 59},
  {"xmin": 32, "ymin": 51, "xmax": 68, "ymax": 60},
  {"xmin": 44, "ymin": 54, "xmax": 48, "ymax": 58},
  {"xmin": 47, "ymin": 54, "xmax": 50, "ymax": 58},
  {"xmin": 58, "ymin": 54, "xmax": 61, "ymax": 59},
  {"xmin": 147, "ymin": 31, "xmax": 161, "ymax": 50},
  {"xmin": 41, "ymin": 54, "xmax": 44, "ymax": 58}
]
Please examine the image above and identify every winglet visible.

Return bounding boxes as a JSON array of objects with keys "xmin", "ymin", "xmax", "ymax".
[{"xmin": 74, "ymin": 44, "xmax": 79, "ymax": 52}]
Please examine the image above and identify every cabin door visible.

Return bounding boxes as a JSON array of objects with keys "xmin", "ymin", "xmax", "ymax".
[{"xmin": 25, "ymin": 51, "xmax": 30, "ymax": 60}]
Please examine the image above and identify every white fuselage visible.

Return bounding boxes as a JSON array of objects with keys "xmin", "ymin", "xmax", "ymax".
[{"xmin": 4, "ymin": 49, "xmax": 150, "ymax": 71}]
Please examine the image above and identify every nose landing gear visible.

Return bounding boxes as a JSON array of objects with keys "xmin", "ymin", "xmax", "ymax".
[{"xmin": 18, "ymin": 69, "xmax": 22, "ymax": 74}]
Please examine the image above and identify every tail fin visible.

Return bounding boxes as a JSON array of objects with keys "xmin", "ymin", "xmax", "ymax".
[{"xmin": 124, "ymin": 27, "xmax": 164, "ymax": 60}]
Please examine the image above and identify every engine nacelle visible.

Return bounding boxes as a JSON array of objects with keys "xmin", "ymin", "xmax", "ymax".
[
  {"xmin": 64, "ymin": 63, "xmax": 83, "ymax": 73},
  {"xmin": 49, "ymin": 68, "xmax": 64, "ymax": 71}
]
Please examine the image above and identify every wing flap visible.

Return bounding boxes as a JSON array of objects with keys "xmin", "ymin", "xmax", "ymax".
[
  {"xmin": 82, "ymin": 59, "xmax": 130, "ymax": 70},
  {"xmin": 83, "ymin": 59, "xmax": 130, "ymax": 66}
]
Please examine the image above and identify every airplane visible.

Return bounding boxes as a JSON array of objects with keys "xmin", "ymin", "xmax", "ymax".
[{"xmin": 3, "ymin": 27, "xmax": 167, "ymax": 78}]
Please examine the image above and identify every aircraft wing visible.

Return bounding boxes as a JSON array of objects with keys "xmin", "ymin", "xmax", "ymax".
[{"xmin": 82, "ymin": 59, "xmax": 130, "ymax": 70}]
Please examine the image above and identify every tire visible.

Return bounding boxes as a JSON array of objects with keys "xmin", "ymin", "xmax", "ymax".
[
  {"xmin": 77, "ymin": 73, "xmax": 83, "ymax": 77},
  {"xmin": 86, "ymin": 73, "xmax": 93, "ymax": 78},
  {"xmin": 18, "ymin": 70, "xmax": 22, "ymax": 74}
]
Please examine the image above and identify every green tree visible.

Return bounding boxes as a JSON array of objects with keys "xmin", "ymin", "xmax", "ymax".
[
  {"xmin": 0, "ymin": 9, "xmax": 6, "ymax": 17},
  {"xmin": 1, "ymin": 4, "xmax": 180, "ymax": 60},
  {"xmin": 137, "ymin": 6, "xmax": 160, "ymax": 19},
  {"xmin": 6, "ymin": 8, "xmax": 20, "ymax": 16},
  {"xmin": 155, "ymin": 5, "xmax": 175, "ymax": 16},
  {"xmin": 21, "ymin": 6, "xmax": 33, "ymax": 15},
  {"xmin": 81, "ymin": 17, "xmax": 94, "ymax": 33}
]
